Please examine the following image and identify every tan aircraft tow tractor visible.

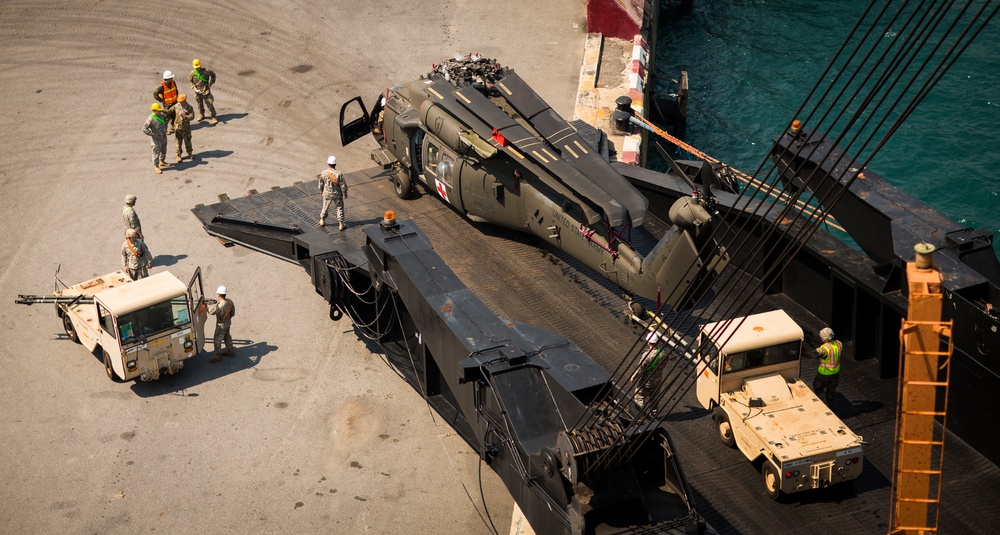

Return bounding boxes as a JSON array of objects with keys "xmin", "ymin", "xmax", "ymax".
[
  {"xmin": 693, "ymin": 309, "xmax": 865, "ymax": 499},
  {"xmin": 17, "ymin": 267, "xmax": 208, "ymax": 381}
]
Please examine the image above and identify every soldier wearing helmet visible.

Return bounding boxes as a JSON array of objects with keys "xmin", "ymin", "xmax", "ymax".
[
  {"xmin": 167, "ymin": 93, "xmax": 196, "ymax": 162},
  {"xmin": 142, "ymin": 102, "xmax": 170, "ymax": 174},
  {"xmin": 630, "ymin": 330, "xmax": 666, "ymax": 413},
  {"xmin": 318, "ymin": 155, "xmax": 348, "ymax": 230},
  {"xmin": 122, "ymin": 194, "xmax": 143, "ymax": 241},
  {"xmin": 121, "ymin": 228, "xmax": 153, "ymax": 280},
  {"xmin": 811, "ymin": 327, "xmax": 843, "ymax": 407},
  {"xmin": 189, "ymin": 58, "xmax": 218, "ymax": 124},
  {"xmin": 154, "ymin": 70, "xmax": 179, "ymax": 134},
  {"xmin": 203, "ymin": 284, "xmax": 236, "ymax": 362}
]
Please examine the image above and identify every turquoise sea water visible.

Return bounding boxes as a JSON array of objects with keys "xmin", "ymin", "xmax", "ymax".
[{"xmin": 653, "ymin": 0, "xmax": 1000, "ymax": 254}]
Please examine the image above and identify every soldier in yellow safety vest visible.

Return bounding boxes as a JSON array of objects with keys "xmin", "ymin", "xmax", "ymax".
[{"xmin": 811, "ymin": 327, "xmax": 842, "ymax": 407}]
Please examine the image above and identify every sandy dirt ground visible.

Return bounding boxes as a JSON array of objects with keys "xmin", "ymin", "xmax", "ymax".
[{"xmin": 0, "ymin": 1, "xmax": 587, "ymax": 533}]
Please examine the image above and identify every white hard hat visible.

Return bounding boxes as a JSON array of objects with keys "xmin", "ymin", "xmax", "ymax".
[
  {"xmin": 217, "ymin": 285, "xmax": 227, "ymax": 295},
  {"xmin": 163, "ymin": 70, "xmax": 174, "ymax": 79},
  {"xmin": 327, "ymin": 155, "xmax": 337, "ymax": 165},
  {"xmin": 645, "ymin": 331, "xmax": 660, "ymax": 344}
]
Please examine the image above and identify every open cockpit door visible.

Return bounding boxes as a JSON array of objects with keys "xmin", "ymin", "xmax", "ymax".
[
  {"xmin": 339, "ymin": 96, "xmax": 371, "ymax": 146},
  {"xmin": 187, "ymin": 266, "xmax": 207, "ymax": 353}
]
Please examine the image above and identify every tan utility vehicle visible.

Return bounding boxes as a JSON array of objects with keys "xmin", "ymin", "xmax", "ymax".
[
  {"xmin": 694, "ymin": 309, "xmax": 864, "ymax": 499},
  {"xmin": 18, "ymin": 268, "xmax": 207, "ymax": 381}
]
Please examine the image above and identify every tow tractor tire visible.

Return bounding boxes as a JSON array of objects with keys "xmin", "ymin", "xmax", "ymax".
[
  {"xmin": 62, "ymin": 314, "xmax": 80, "ymax": 344},
  {"xmin": 762, "ymin": 463, "xmax": 782, "ymax": 500},
  {"xmin": 393, "ymin": 169, "xmax": 412, "ymax": 200},
  {"xmin": 715, "ymin": 408, "xmax": 736, "ymax": 448},
  {"xmin": 102, "ymin": 349, "xmax": 121, "ymax": 382}
]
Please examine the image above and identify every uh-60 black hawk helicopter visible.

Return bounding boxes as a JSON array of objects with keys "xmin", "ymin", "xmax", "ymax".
[{"xmin": 339, "ymin": 54, "xmax": 729, "ymax": 310}]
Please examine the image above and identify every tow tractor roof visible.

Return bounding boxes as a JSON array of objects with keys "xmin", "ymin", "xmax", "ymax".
[
  {"xmin": 701, "ymin": 309, "xmax": 803, "ymax": 354},
  {"xmin": 97, "ymin": 271, "xmax": 187, "ymax": 315}
]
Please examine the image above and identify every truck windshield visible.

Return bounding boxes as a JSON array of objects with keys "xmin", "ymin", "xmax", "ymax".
[
  {"xmin": 722, "ymin": 341, "xmax": 801, "ymax": 372},
  {"xmin": 701, "ymin": 339, "xmax": 801, "ymax": 374},
  {"xmin": 118, "ymin": 296, "xmax": 190, "ymax": 344}
]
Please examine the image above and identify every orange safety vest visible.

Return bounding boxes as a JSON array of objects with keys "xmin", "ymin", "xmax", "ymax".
[{"xmin": 161, "ymin": 81, "xmax": 177, "ymax": 106}]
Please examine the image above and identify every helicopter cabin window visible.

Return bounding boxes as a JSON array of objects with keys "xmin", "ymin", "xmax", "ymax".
[
  {"xmin": 437, "ymin": 157, "xmax": 455, "ymax": 186},
  {"xmin": 426, "ymin": 143, "xmax": 441, "ymax": 171}
]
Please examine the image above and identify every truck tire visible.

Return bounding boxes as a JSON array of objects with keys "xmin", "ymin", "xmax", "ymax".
[
  {"xmin": 762, "ymin": 463, "xmax": 782, "ymax": 500},
  {"xmin": 715, "ymin": 408, "xmax": 736, "ymax": 447},
  {"xmin": 102, "ymin": 349, "xmax": 120, "ymax": 382},
  {"xmin": 394, "ymin": 169, "xmax": 413, "ymax": 200},
  {"xmin": 63, "ymin": 314, "xmax": 80, "ymax": 344}
]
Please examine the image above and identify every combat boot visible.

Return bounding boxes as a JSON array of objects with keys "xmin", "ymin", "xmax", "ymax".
[
  {"xmin": 154, "ymin": 166, "xmax": 162, "ymax": 175},
  {"xmin": 159, "ymin": 160, "xmax": 171, "ymax": 168},
  {"xmin": 208, "ymin": 352, "xmax": 222, "ymax": 363},
  {"xmin": 176, "ymin": 155, "xmax": 183, "ymax": 163},
  {"xmin": 198, "ymin": 114, "xmax": 206, "ymax": 122},
  {"xmin": 339, "ymin": 221, "xmax": 346, "ymax": 231},
  {"xmin": 187, "ymin": 152, "xmax": 196, "ymax": 160},
  {"xmin": 319, "ymin": 218, "xmax": 325, "ymax": 227},
  {"xmin": 209, "ymin": 117, "xmax": 218, "ymax": 125}
]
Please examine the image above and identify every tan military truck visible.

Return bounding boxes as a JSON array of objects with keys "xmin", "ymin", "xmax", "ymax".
[
  {"xmin": 18, "ymin": 268, "xmax": 207, "ymax": 381},
  {"xmin": 694, "ymin": 309, "xmax": 864, "ymax": 499}
]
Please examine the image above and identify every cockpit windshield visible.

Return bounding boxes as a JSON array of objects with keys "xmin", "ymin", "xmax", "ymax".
[{"xmin": 118, "ymin": 296, "xmax": 190, "ymax": 345}]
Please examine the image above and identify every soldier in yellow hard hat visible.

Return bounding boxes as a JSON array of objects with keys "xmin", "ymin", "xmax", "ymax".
[
  {"xmin": 142, "ymin": 103, "xmax": 170, "ymax": 174},
  {"xmin": 189, "ymin": 58, "xmax": 218, "ymax": 124}
]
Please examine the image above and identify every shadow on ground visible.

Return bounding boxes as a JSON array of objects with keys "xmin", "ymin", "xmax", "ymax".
[{"xmin": 130, "ymin": 339, "xmax": 278, "ymax": 397}]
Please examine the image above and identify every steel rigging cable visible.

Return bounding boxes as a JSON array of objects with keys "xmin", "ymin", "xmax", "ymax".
[{"xmin": 576, "ymin": 0, "xmax": 999, "ymax": 476}]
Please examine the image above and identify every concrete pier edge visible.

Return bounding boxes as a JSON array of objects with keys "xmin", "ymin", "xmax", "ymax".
[{"xmin": 574, "ymin": 33, "xmax": 650, "ymax": 166}]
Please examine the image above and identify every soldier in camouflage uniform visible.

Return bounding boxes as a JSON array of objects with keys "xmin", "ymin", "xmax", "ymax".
[
  {"xmin": 189, "ymin": 58, "xmax": 218, "ymax": 124},
  {"xmin": 143, "ymin": 103, "xmax": 170, "ymax": 174},
  {"xmin": 630, "ymin": 331, "xmax": 665, "ymax": 413},
  {"xmin": 122, "ymin": 194, "xmax": 143, "ymax": 240},
  {"xmin": 121, "ymin": 228, "xmax": 153, "ymax": 280},
  {"xmin": 205, "ymin": 285, "xmax": 236, "ymax": 362},
  {"xmin": 318, "ymin": 155, "xmax": 348, "ymax": 230},
  {"xmin": 168, "ymin": 94, "xmax": 196, "ymax": 162}
]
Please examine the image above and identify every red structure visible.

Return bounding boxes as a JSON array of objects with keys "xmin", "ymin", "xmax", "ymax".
[{"xmin": 587, "ymin": 0, "xmax": 643, "ymax": 40}]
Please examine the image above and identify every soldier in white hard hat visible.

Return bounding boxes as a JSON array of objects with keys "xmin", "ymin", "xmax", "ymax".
[
  {"xmin": 122, "ymin": 194, "xmax": 143, "ymax": 241},
  {"xmin": 630, "ymin": 331, "xmax": 665, "ymax": 412},
  {"xmin": 121, "ymin": 228, "xmax": 152, "ymax": 280},
  {"xmin": 318, "ymin": 155, "xmax": 348, "ymax": 230},
  {"xmin": 810, "ymin": 327, "xmax": 843, "ymax": 406},
  {"xmin": 154, "ymin": 70, "xmax": 179, "ymax": 135},
  {"xmin": 205, "ymin": 285, "xmax": 236, "ymax": 362}
]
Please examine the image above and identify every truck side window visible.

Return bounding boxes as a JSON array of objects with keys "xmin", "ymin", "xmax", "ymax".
[
  {"xmin": 98, "ymin": 304, "xmax": 114, "ymax": 334},
  {"xmin": 699, "ymin": 339, "xmax": 721, "ymax": 374}
]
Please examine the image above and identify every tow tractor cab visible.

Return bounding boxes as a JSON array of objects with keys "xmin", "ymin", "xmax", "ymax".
[
  {"xmin": 55, "ymin": 269, "xmax": 207, "ymax": 381},
  {"xmin": 694, "ymin": 309, "xmax": 864, "ymax": 499}
]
